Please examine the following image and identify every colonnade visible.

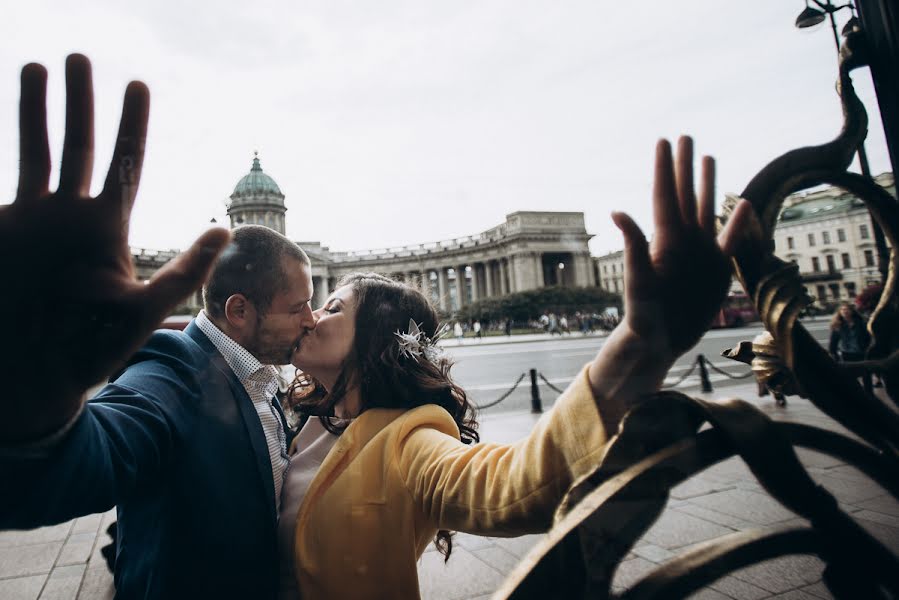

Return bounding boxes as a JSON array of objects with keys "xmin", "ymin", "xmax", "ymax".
[
  {"xmin": 386, "ymin": 258, "xmax": 515, "ymax": 312},
  {"xmin": 307, "ymin": 251, "xmax": 592, "ymax": 313}
]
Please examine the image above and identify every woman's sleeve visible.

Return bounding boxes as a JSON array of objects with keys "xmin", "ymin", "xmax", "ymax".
[
  {"xmin": 829, "ymin": 329, "xmax": 839, "ymax": 356},
  {"xmin": 394, "ymin": 364, "xmax": 611, "ymax": 537}
]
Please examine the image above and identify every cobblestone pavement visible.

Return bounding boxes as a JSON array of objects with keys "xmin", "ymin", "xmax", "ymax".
[{"xmin": 2, "ymin": 381, "xmax": 897, "ymax": 599}]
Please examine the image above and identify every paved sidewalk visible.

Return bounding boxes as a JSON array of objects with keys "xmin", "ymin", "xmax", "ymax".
[
  {"xmin": 1, "ymin": 380, "xmax": 896, "ymax": 599},
  {"xmin": 416, "ymin": 382, "xmax": 899, "ymax": 600}
]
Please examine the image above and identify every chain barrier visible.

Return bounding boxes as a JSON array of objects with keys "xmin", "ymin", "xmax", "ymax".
[
  {"xmin": 703, "ymin": 358, "xmax": 754, "ymax": 380},
  {"xmin": 661, "ymin": 355, "xmax": 701, "ymax": 389},
  {"xmin": 475, "ymin": 372, "xmax": 528, "ymax": 410},
  {"xmin": 474, "ymin": 355, "xmax": 752, "ymax": 411},
  {"xmin": 537, "ymin": 372, "xmax": 566, "ymax": 395}
]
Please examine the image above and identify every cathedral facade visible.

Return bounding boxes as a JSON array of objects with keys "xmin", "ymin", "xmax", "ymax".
[{"xmin": 133, "ymin": 154, "xmax": 597, "ymax": 313}]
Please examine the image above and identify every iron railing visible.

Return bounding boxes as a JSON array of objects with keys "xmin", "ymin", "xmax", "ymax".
[{"xmin": 492, "ymin": 7, "xmax": 899, "ymax": 599}]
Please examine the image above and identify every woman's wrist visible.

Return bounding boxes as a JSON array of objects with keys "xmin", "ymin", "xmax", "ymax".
[{"xmin": 587, "ymin": 323, "xmax": 678, "ymax": 433}]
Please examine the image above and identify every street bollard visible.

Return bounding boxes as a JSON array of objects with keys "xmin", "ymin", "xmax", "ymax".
[
  {"xmin": 529, "ymin": 369, "xmax": 543, "ymax": 414},
  {"xmin": 698, "ymin": 354, "xmax": 713, "ymax": 393}
]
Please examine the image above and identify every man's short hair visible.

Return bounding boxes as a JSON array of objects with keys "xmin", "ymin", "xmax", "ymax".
[{"xmin": 203, "ymin": 225, "xmax": 310, "ymax": 319}]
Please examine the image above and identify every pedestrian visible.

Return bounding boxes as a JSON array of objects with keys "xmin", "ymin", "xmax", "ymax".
[
  {"xmin": 829, "ymin": 302, "xmax": 873, "ymax": 393},
  {"xmin": 473, "ymin": 320, "xmax": 483, "ymax": 339},
  {"xmin": 548, "ymin": 312, "xmax": 562, "ymax": 336},
  {"xmin": 453, "ymin": 321, "xmax": 464, "ymax": 342},
  {"xmin": 504, "ymin": 317, "xmax": 513, "ymax": 336}
]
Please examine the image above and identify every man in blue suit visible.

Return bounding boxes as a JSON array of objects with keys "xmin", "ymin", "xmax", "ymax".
[{"xmin": 0, "ymin": 55, "xmax": 315, "ymax": 599}]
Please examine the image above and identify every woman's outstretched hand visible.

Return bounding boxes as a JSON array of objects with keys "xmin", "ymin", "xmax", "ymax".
[
  {"xmin": 588, "ymin": 137, "xmax": 752, "ymax": 431},
  {"xmin": 612, "ymin": 137, "xmax": 752, "ymax": 358},
  {"xmin": 0, "ymin": 55, "xmax": 231, "ymax": 443}
]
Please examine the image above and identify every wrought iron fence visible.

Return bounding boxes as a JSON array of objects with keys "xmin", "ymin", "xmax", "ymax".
[{"xmin": 490, "ymin": 5, "xmax": 899, "ymax": 598}]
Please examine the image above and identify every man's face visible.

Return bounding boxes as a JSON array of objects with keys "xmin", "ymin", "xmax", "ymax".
[{"xmin": 245, "ymin": 258, "xmax": 315, "ymax": 365}]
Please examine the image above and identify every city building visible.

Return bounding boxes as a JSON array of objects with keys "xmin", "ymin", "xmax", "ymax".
[
  {"xmin": 588, "ymin": 172, "xmax": 896, "ymax": 307},
  {"xmin": 774, "ymin": 172, "xmax": 894, "ymax": 304},
  {"xmin": 593, "ymin": 250, "xmax": 624, "ymax": 294},
  {"xmin": 134, "ymin": 154, "xmax": 597, "ymax": 314}
]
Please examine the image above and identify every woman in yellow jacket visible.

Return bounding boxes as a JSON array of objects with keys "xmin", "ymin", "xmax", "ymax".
[{"xmin": 278, "ymin": 137, "xmax": 753, "ymax": 599}]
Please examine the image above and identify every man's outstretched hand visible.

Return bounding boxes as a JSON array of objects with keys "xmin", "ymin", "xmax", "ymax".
[{"xmin": 0, "ymin": 55, "xmax": 230, "ymax": 443}]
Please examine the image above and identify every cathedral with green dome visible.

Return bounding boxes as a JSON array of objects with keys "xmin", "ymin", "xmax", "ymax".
[{"xmin": 226, "ymin": 152, "xmax": 287, "ymax": 235}]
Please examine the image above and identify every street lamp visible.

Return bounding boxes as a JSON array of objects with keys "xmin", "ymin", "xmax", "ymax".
[
  {"xmin": 794, "ymin": 0, "xmax": 856, "ymax": 52},
  {"xmin": 794, "ymin": 0, "xmax": 890, "ymax": 284},
  {"xmin": 795, "ymin": 5, "xmax": 827, "ymax": 29}
]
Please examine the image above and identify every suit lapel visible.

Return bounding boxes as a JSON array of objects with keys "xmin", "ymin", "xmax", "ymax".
[{"xmin": 186, "ymin": 322, "xmax": 278, "ymax": 523}]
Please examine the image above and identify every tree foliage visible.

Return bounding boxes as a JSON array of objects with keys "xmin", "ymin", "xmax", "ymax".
[{"xmin": 455, "ymin": 286, "xmax": 622, "ymax": 322}]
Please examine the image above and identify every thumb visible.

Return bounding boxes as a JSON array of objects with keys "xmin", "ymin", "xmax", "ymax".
[
  {"xmin": 140, "ymin": 227, "xmax": 231, "ymax": 323},
  {"xmin": 612, "ymin": 211, "xmax": 651, "ymax": 283}
]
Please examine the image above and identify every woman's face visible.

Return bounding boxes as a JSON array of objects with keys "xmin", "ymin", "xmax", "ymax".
[
  {"xmin": 291, "ymin": 285, "xmax": 357, "ymax": 387},
  {"xmin": 840, "ymin": 305, "xmax": 852, "ymax": 320}
]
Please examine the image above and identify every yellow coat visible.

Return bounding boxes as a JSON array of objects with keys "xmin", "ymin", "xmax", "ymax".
[{"xmin": 292, "ymin": 366, "xmax": 609, "ymax": 599}]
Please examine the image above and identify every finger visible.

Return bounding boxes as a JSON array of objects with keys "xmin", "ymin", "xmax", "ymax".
[
  {"xmin": 717, "ymin": 199, "xmax": 755, "ymax": 256},
  {"xmin": 652, "ymin": 139, "xmax": 681, "ymax": 235},
  {"xmin": 102, "ymin": 81, "xmax": 150, "ymax": 228},
  {"xmin": 675, "ymin": 136, "xmax": 697, "ymax": 225},
  {"xmin": 17, "ymin": 63, "xmax": 51, "ymax": 199},
  {"xmin": 138, "ymin": 228, "xmax": 231, "ymax": 325},
  {"xmin": 698, "ymin": 155, "xmax": 716, "ymax": 235},
  {"xmin": 612, "ymin": 211, "xmax": 653, "ymax": 292},
  {"xmin": 59, "ymin": 54, "xmax": 94, "ymax": 197}
]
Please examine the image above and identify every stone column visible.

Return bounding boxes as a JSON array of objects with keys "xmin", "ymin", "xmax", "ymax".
[
  {"xmin": 421, "ymin": 270, "xmax": 432, "ymax": 301},
  {"xmin": 573, "ymin": 252, "xmax": 592, "ymax": 287},
  {"xmin": 484, "ymin": 261, "xmax": 494, "ymax": 298},
  {"xmin": 534, "ymin": 253, "xmax": 544, "ymax": 288},
  {"xmin": 455, "ymin": 265, "xmax": 467, "ymax": 309},
  {"xmin": 470, "ymin": 264, "xmax": 481, "ymax": 303},
  {"xmin": 498, "ymin": 259, "xmax": 509, "ymax": 295},
  {"xmin": 511, "ymin": 252, "xmax": 541, "ymax": 292},
  {"xmin": 506, "ymin": 257, "xmax": 516, "ymax": 293},
  {"xmin": 312, "ymin": 276, "xmax": 329, "ymax": 309},
  {"xmin": 437, "ymin": 268, "xmax": 449, "ymax": 311}
]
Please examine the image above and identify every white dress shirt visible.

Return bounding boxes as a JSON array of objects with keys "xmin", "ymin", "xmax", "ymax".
[{"xmin": 196, "ymin": 311, "xmax": 290, "ymax": 510}]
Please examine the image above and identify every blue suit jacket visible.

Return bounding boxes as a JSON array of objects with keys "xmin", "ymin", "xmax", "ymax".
[{"xmin": 0, "ymin": 321, "xmax": 289, "ymax": 599}]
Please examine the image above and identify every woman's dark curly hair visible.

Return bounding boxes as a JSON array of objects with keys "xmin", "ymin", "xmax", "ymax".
[{"xmin": 288, "ymin": 272, "xmax": 479, "ymax": 561}]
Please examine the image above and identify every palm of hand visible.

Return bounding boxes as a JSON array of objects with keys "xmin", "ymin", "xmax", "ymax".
[
  {"xmin": 0, "ymin": 55, "xmax": 229, "ymax": 442},
  {"xmin": 614, "ymin": 138, "xmax": 751, "ymax": 359}
]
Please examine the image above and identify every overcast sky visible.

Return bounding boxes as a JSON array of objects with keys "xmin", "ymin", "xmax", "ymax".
[{"xmin": 0, "ymin": 1, "xmax": 892, "ymax": 256}]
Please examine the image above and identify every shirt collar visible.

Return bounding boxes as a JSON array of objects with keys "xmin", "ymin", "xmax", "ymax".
[{"xmin": 196, "ymin": 310, "xmax": 280, "ymax": 391}]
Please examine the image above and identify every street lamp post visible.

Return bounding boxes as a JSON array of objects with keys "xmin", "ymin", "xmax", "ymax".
[{"xmin": 795, "ymin": 0, "xmax": 891, "ymax": 284}]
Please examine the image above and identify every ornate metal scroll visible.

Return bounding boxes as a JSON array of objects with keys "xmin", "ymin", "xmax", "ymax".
[{"xmin": 492, "ymin": 23, "xmax": 899, "ymax": 600}]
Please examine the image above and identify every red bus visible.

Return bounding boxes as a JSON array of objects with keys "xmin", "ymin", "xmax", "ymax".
[{"xmin": 711, "ymin": 292, "xmax": 758, "ymax": 328}]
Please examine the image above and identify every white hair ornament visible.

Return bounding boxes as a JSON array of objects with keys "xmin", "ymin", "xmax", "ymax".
[{"xmin": 394, "ymin": 319, "xmax": 450, "ymax": 363}]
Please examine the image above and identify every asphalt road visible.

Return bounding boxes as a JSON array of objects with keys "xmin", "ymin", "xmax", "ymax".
[{"xmin": 445, "ymin": 319, "xmax": 832, "ymax": 414}]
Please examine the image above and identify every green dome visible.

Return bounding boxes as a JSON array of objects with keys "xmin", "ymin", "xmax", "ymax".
[{"xmin": 231, "ymin": 153, "xmax": 283, "ymax": 197}]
